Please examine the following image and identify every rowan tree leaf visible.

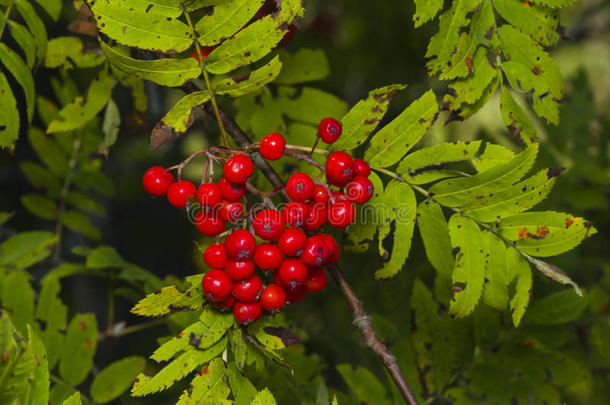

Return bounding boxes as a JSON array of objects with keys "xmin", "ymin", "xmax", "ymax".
[
  {"xmin": 227, "ymin": 361, "xmax": 257, "ymax": 405},
  {"xmin": 252, "ymin": 387, "xmax": 277, "ymax": 405},
  {"xmin": 342, "ymin": 171, "xmax": 383, "ymax": 253},
  {"xmin": 0, "ymin": 231, "xmax": 57, "ymax": 270},
  {"xmin": 67, "ymin": 190, "xmax": 106, "ymax": 216},
  {"xmin": 14, "ymin": 0, "xmax": 47, "ymax": 63},
  {"xmin": 494, "ymin": 0, "xmax": 559, "ymax": 47},
  {"xmin": 471, "ymin": 143, "xmax": 515, "ymax": 172},
  {"xmin": 417, "ymin": 200, "xmax": 454, "ymax": 278},
  {"xmin": 45, "ymin": 37, "xmax": 106, "ymax": 69},
  {"xmin": 176, "ymin": 358, "xmax": 230, "ymax": 405},
  {"xmin": 0, "ymin": 313, "xmax": 36, "ymax": 404},
  {"xmin": 60, "ymin": 210, "xmax": 101, "ymax": 240},
  {"xmin": 526, "ymin": 256, "xmax": 583, "ymax": 296},
  {"xmin": 413, "ymin": 0, "xmax": 444, "ymax": 27},
  {"xmin": 86, "ymin": 246, "xmax": 126, "ymax": 269},
  {"xmin": 275, "ymin": 48, "xmax": 330, "ymax": 85},
  {"xmin": 59, "ymin": 313, "xmax": 98, "ymax": 385},
  {"xmin": 1, "ymin": 271, "xmax": 34, "ymax": 334},
  {"xmin": 60, "ymin": 392, "xmax": 82, "ymax": 405},
  {"xmin": 24, "ymin": 326, "xmax": 50, "ymax": 405},
  {"xmin": 280, "ymin": 86, "xmax": 348, "ymax": 125},
  {"xmin": 214, "ymin": 55, "xmax": 282, "ymax": 97},
  {"xmin": 500, "ymin": 85, "xmax": 537, "ymax": 144},
  {"xmin": 507, "ymin": 249, "xmax": 532, "ymax": 327},
  {"xmin": 336, "ymin": 364, "xmax": 388, "ymax": 403},
  {"xmin": 0, "ymin": 73, "xmax": 19, "ymax": 150},
  {"xmin": 34, "ymin": 0, "xmax": 62, "ymax": 21},
  {"xmin": 20, "ymin": 162, "xmax": 61, "ymax": 193},
  {"xmin": 481, "ymin": 230, "xmax": 510, "ymax": 310},
  {"xmin": 524, "ymin": 289, "xmax": 587, "ymax": 325},
  {"xmin": 132, "ymin": 286, "xmax": 202, "ymax": 317},
  {"xmin": 7, "ymin": 21, "xmax": 36, "ymax": 68},
  {"xmin": 36, "ymin": 274, "xmax": 68, "ymax": 370},
  {"xmin": 0, "ymin": 43, "xmax": 35, "ymax": 121},
  {"xmin": 452, "ymin": 73, "xmax": 500, "ymax": 120},
  {"xmin": 195, "ymin": 0, "xmax": 265, "ymax": 46},
  {"xmin": 98, "ymin": 98, "xmax": 121, "ymax": 157},
  {"xmin": 365, "ymin": 90, "xmax": 439, "ymax": 168},
  {"xmin": 90, "ymin": 356, "xmax": 146, "ymax": 403},
  {"xmin": 528, "ymin": 0, "xmax": 577, "ymax": 7},
  {"xmin": 21, "ymin": 194, "xmax": 58, "ymax": 220},
  {"xmin": 28, "ymin": 127, "xmax": 70, "ymax": 176}
]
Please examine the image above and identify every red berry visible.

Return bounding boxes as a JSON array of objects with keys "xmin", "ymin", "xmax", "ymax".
[
  {"xmin": 325, "ymin": 172, "xmax": 350, "ymax": 188},
  {"xmin": 232, "ymin": 275, "xmax": 263, "ymax": 301},
  {"xmin": 219, "ymin": 177, "xmax": 246, "ymax": 201},
  {"xmin": 286, "ymin": 172, "xmax": 315, "ymax": 202},
  {"xmin": 143, "ymin": 166, "xmax": 174, "ymax": 197},
  {"xmin": 284, "ymin": 284, "xmax": 308, "ymax": 304},
  {"xmin": 326, "ymin": 151, "xmax": 353, "ymax": 185},
  {"xmin": 197, "ymin": 183, "xmax": 223, "ymax": 207},
  {"xmin": 318, "ymin": 117, "xmax": 342, "ymax": 144},
  {"xmin": 254, "ymin": 243, "xmax": 284, "ymax": 270},
  {"xmin": 320, "ymin": 234, "xmax": 340, "ymax": 265},
  {"xmin": 224, "ymin": 154, "xmax": 254, "ymax": 184},
  {"xmin": 331, "ymin": 191, "xmax": 347, "ymax": 202},
  {"xmin": 353, "ymin": 159, "xmax": 371, "ymax": 177},
  {"xmin": 282, "ymin": 202, "xmax": 309, "ymax": 227},
  {"xmin": 234, "ymin": 301, "xmax": 262, "ymax": 324},
  {"xmin": 209, "ymin": 295, "xmax": 236, "ymax": 310},
  {"xmin": 202, "ymin": 269, "xmax": 233, "ymax": 301},
  {"xmin": 219, "ymin": 200, "xmax": 244, "ymax": 222},
  {"xmin": 225, "ymin": 259, "xmax": 255, "ymax": 281},
  {"xmin": 191, "ymin": 46, "xmax": 215, "ymax": 64},
  {"xmin": 260, "ymin": 132, "xmax": 286, "ymax": 160},
  {"xmin": 305, "ymin": 266, "xmax": 328, "ymax": 292},
  {"xmin": 300, "ymin": 235, "xmax": 330, "ymax": 266},
  {"xmin": 260, "ymin": 284, "xmax": 286, "ymax": 311},
  {"xmin": 252, "ymin": 209, "xmax": 285, "ymax": 241},
  {"xmin": 345, "ymin": 175, "xmax": 374, "ymax": 204},
  {"xmin": 278, "ymin": 24, "xmax": 297, "ymax": 47},
  {"xmin": 313, "ymin": 185, "xmax": 330, "ymax": 204},
  {"xmin": 328, "ymin": 200, "xmax": 356, "ymax": 229},
  {"xmin": 195, "ymin": 211, "xmax": 225, "ymax": 236},
  {"xmin": 167, "ymin": 180, "xmax": 197, "ymax": 208},
  {"xmin": 278, "ymin": 258, "xmax": 307, "ymax": 287},
  {"xmin": 225, "ymin": 229, "xmax": 257, "ymax": 259},
  {"xmin": 203, "ymin": 243, "xmax": 227, "ymax": 269},
  {"xmin": 278, "ymin": 227, "xmax": 308, "ymax": 256},
  {"xmin": 302, "ymin": 202, "xmax": 327, "ymax": 231}
]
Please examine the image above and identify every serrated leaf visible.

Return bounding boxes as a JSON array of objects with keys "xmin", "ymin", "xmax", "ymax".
[
  {"xmin": 120, "ymin": 264, "xmax": 164, "ymax": 291},
  {"xmin": 481, "ymin": 230, "xmax": 510, "ymax": 310},
  {"xmin": 524, "ymin": 289, "xmax": 586, "ymax": 325},
  {"xmin": 24, "ymin": 326, "xmax": 50, "ymax": 405},
  {"xmin": 227, "ymin": 362, "xmax": 257, "ymax": 405},
  {"xmin": 101, "ymin": 41, "xmax": 201, "ymax": 87},
  {"xmin": 91, "ymin": 356, "xmax": 146, "ymax": 403},
  {"xmin": 45, "ymin": 37, "xmax": 106, "ymax": 69},
  {"xmin": 333, "ymin": 84, "xmax": 406, "ymax": 152},
  {"xmin": 413, "ymin": 0, "xmax": 443, "ymax": 27},
  {"xmin": 417, "ymin": 200, "xmax": 454, "ymax": 278},
  {"xmin": 132, "ymin": 286, "xmax": 200, "ymax": 317},
  {"xmin": 1, "ymin": 271, "xmax": 34, "ymax": 334},
  {"xmin": 21, "ymin": 194, "xmax": 58, "ymax": 220},
  {"xmin": 0, "ymin": 313, "xmax": 36, "ymax": 404},
  {"xmin": 471, "ymin": 143, "xmax": 515, "ymax": 172},
  {"xmin": 90, "ymin": 0, "xmax": 192, "ymax": 52},
  {"xmin": 60, "ymin": 210, "xmax": 101, "ymax": 240},
  {"xmin": 336, "ymin": 364, "xmax": 387, "ymax": 403},
  {"xmin": 0, "ymin": 43, "xmax": 35, "ymax": 121},
  {"xmin": 28, "ymin": 127, "xmax": 70, "ymax": 176},
  {"xmin": 529, "ymin": 0, "xmax": 577, "ymax": 7},
  {"xmin": 343, "ymin": 171, "xmax": 383, "ymax": 253},
  {"xmin": 494, "ymin": 0, "xmax": 559, "ymax": 47},
  {"xmin": 0, "ymin": 231, "xmax": 56, "ymax": 270},
  {"xmin": 0, "ymin": 73, "xmax": 19, "ymax": 149},
  {"xmin": 252, "ymin": 388, "xmax": 278, "ymax": 405},
  {"xmin": 396, "ymin": 140, "xmax": 482, "ymax": 184},
  {"xmin": 177, "ymin": 358, "xmax": 230, "ymax": 404},
  {"xmin": 275, "ymin": 48, "xmax": 330, "ymax": 85},
  {"xmin": 429, "ymin": 144, "xmax": 538, "ymax": 207},
  {"xmin": 365, "ymin": 90, "xmax": 439, "ymax": 168},
  {"xmin": 452, "ymin": 73, "xmax": 500, "ymax": 120},
  {"xmin": 86, "ymin": 246, "xmax": 126, "ymax": 269},
  {"xmin": 61, "ymin": 392, "xmax": 82, "ymax": 405},
  {"xmin": 7, "ymin": 21, "xmax": 36, "ymax": 68},
  {"xmin": 375, "ymin": 181, "xmax": 417, "ymax": 279},
  {"xmin": 59, "ymin": 314, "xmax": 97, "ymax": 385},
  {"xmin": 507, "ymin": 249, "xmax": 532, "ymax": 326},
  {"xmin": 500, "ymin": 85, "xmax": 537, "ymax": 144},
  {"xmin": 247, "ymin": 322, "xmax": 285, "ymax": 351},
  {"xmin": 448, "ymin": 215, "xmax": 486, "ymax": 317},
  {"xmin": 195, "ymin": 0, "xmax": 264, "ymax": 46},
  {"xmin": 36, "ymin": 274, "xmax": 68, "ymax": 369},
  {"xmin": 14, "ymin": 0, "xmax": 47, "ymax": 63},
  {"xmin": 214, "ymin": 55, "xmax": 282, "ymax": 97},
  {"xmin": 229, "ymin": 328, "xmax": 248, "ymax": 369}
]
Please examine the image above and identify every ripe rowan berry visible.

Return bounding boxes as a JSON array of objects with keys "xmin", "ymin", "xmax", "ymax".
[
  {"xmin": 225, "ymin": 229, "xmax": 257, "ymax": 260},
  {"xmin": 353, "ymin": 159, "xmax": 371, "ymax": 177},
  {"xmin": 197, "ymin": 183, "xmax": 223, "ymax": 207},
  {"xmin": 260, "ymin": 132, "xmax": 286, "ymax": 160},
  {"xmin": 143, "ymin": 166, "xmax": 174, "ymax": 197},
  {"xmin": 300, "ymin": 235, "xmax": 330, "ymax": 266},
  {"xmin": 286, "ymin": 172, "xmax": 315, "ymax": 202},
  {"xmin": 232, "ymin": 275, "xmax": 263, "ymax": 301},
  {"xmin": 167, "ymin": 180, "xmax": 197, "ymax": 208},
  {"xmin": 325, "ymin": 152, "xmax": 353, "ymax": 185},
  {"xmin": 219, "ymin": 177, "xmax": 246, "ymax": 201},
  {"xmin": 233, "ymin": 301, "xmax": 262, "ymax": 324},
  {"xmin": 318, "ymin": 117, "xmax": 342, "ymax": 144},
  {"xmin": 195, "ymin": 211, "xmax": 225, "ymax": 236},
  {"xmin": 224, "ymin": 154, "xmax": 254, "ymax": 184},
  {"xmin": 209, "ymin": 295, "xmax": 236, "ymax": 310},
  {"xmin": 219, "ymin": 200, "xmax": 244, "ymax": 222},
  {"xmin": 302, "ymin": 202, "xmax": 327, "ymax": 231},
  {"xmin": 225, "ymin": 259, "xmax": 255, "ymax": 281},
  {"xmin": 252, "ymin": 209, "xmax": 285, "ymax": 241},
  {"xmin": 203, "ymin": 243, "xmax": 227, "ymax": 269},
  {"xmin": 284, "ymin": 284, "xmax": 308, "ymax": 304},
  {"xmin": 202, "ymin": 269, "xmax": 233, "ymax": 301},
  {"xmin": 254, "ymin": 243, "xmax": 284, "ymax": 270},
  {"xmin": 305, "ymin": 266, "xmax": 328, "ymax": 292},
  {"xmin": 313, "ymin": 185, "xmax": 330, "ymax": 204},
  {"xmin": 319, "ymin": 234, "xmax": 340, "ymax": 265},
  {"xmin": 282, "ymin": 202, "xmax": 309, "ymax": 227},
  {"xmin": 278, "ymin": 259, "xmax": 307, "ymax": 287},
  {"xmin": 278, "ymin": 227, "xmax": 308, "ymax": 256},
  {"xmin": 345, "ymin": 175, "xmax": 374, "ymax": 204},
  {"xmin": 328, "ymin": 200, "xmax": 356, "ymax": 229},
  {"xmin": 259, "ymin": 284, "xmax": 286, "ymax": 311}
]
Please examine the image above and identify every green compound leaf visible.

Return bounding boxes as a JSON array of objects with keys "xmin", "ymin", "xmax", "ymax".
[
  {"xmin": 500, "ymin": 84, "xmax": 537, "ymax": 144},
  {"xmin": 524, "ymin": 289, "xmax": 587, "ymax": 325},
  {"xmin": 280, "ymin": 86, "xmax": 348, "ymax": 125},
  {"xmin": 195, "ymin": 0, "xmax": 264, "ymax": 46},
  {"xmin": 86, "ymin": 246, "xmax": 126, "ymax": 269},
  {"xmin": 396, "ymin": 140, "xmax": 482, "ymax": 185},
  {"xmin": 60, "ymin": 210, "xmax": 101, "ymax": 240},
  {"xmin": 1, "ymin": 271, "xmax": 34, "ymax": 334},
  {"xmin": 336, "ymin": 364, "xmax": 387, "ymax": 404},
  {"xmin": 0, "ymin": 231, "xmax": 57, "ymax": 270},
  {"xmin": 343, "ymin": 171, "xmax": 383, "ymax": 253},
  {"xmin": 481, "ymin": 230, "xmax": 510, "ymax": 310},
  {"xmin": 413, "ymin": 0, "xmax": 443, "ymax": 27},
  {"xmin": 375, "ymin": 181, "xmax": 417, "ymax": 279},
  {"xmin": 494, "ymin": 0, "xmax": 559, "ymax": 47},
  {"xmin": 275, "ymin": 48, "xmax": 330, "ymax": 85},
  {"xmin": 14, "ymin": 0, "xmax": 47, "ymax": 64},
  {"xmin": 0, "ymin": 73, "xmax": 19, "ymax": 150},
  {"xmin": 333, "ymin": 84, "xmax": 407, "ymax": 152},
  {"xmin": 101, "ymin": 41, "xmax": 201, "ymax": 87},
  {"xmin": 89, "ymin": 0, "xmax": 192, "ymax": 52},
  {"xmin": 365, "ymin": 90, "xmax": 439, "ymax": 168},
  {"xmin": 214, "ymin": 55, "xmax": 282, "ymax": 97},
  {"xmin": 499, "ymin": 25, "xmax": 563, "ymax": 124},
  {"xmin": 59, "ymin": 313, "xmax": 98, "ymax": 385},
  {"xmin": 176, "ymin": 358, "xmax": 230, "ymax": 405},
  {"xmin": 90, "ymin": 356, "xmax": 146, "ymax": 403},
  {"xmin": 252, "ymin": 388, "xmax": 277, "ymax": 405},
  {"xmin": 429, "ymin": 144, "xmax": 538, "ymax": 207},
  {"xmin": 507, "ymin": 249, "xmax": 532, "ymax": 327},
  {"xmin": 0, "ymin": 43, "xmax": 35, "ymax": 121},
  {"xmin": 471, "ymin": 143, "xmax": 515, "ymax": 172},
  {"xmin": 132, "ymin": 286, "xmax": 202, "ymax": 317},
  {"xmin": 0, "ymin": 313, "xmax": 36, "ymax": 404},
  {"xmin": 448, "ymin": 214, "xmax": 487, "ymax": 318},
  {"xmin": 7, "ymin": 21, "xmax": 36, "ymax": 68},
  {"xmin": 45, "ymin": 37, "xmax": 106, "ymax": 69},
  {"xmin": 25, "ymin": 326, "xmax": 50, "ymax": 405},
  {"xmin": 34, "ymin": 0, "xmax": 62, "ymax": 21},
  {"xmin": 417, "ymin": 200, "xmax": 454, "ymax": 278},
  {"xmin": 21, "ymin": 194, "xmax": 58, "ymax": 220}
]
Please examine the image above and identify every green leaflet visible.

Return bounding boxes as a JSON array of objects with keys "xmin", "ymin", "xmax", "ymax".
[
  {"xmin": 396, "ymin": 140, "xmax": 482, "ymax": 184},
  {"xmin": 507, "ymin": 249, "xmax": 531, "ymax": 326},
  {"xmin": 1, "ymin": 271, "xmax": 34, "ymax": 334},
  {"xmin": 333, "ymin": 84, "xmax": 406, "ymax": 152},
  {"xmin": 499, "ymin": 25, "xmax": 563, "ymax": 124},
  {"xmin": 336, "ymin": 365, "xmax": 388, "ymax": 403},
  {"xmin": 176, "ymin": 358, "xmax": 230, "ymax": 404},
  {"xmin": 60, "ymin": 392, "xmax": 82, "ymax": 405},
  {"xmin": 99, "ymin": 99, "xmax": 121, "ymax": 157},
  {"xmin": 365, "ymin": 90, "xmax": 439, "ymax": 168},
  {"xmin": 24, "ymin": 327, "xmax": 50, "ymax": 405},
  {"xmin": 500, "ymin": 85, "xmax": 537, "ymax": 144},
  {"xmin": 280, "ymin": 86, "xmax": 348, "ymax": 125},
  {"xmin": 497, "ymin": 211, "xmax": 597, "ymax": 257},
  {"xmin": 90, "ymin": 0, "xmax": 192, "ymax": 52},
  {"xmin": 28, "ymin": 127, "xmax": 70, "ymax": 176},
  {"xmin": 0, "ymin": 73, "xmax": 19, "ymax": 149},
  {"xmin": 275, "ymin": 48, "xmax": 330, "ymax": 85},
  {"xmin": 417, "ymin": 200, "xmax": 454, "ymax": 278},
  {"xmin": 227, "ymin": 362, "xmax": 257, "ymax": 405},
  {"xmin": 86, "ymin": 246, "xmax": 126, "ymax": 269},
  {"xmin": 429, "ymin": 144, "xmax": 538, "ymax": 207},
  {"xmin": 214, "ymin": 55, "xmax": 282, "ymax": 97},
  {"xmin": 471, "ymin": 143, "xmax": 515, "ymax": 172},
  {"xmin": 0, "ymin": 313, "xmax": 36, "ymax": 404},
  {"xmin": 59, "ymin": 314, "xmax": 98, "ymax": 385},
  {"xmin": 7, "ymin": 21, "xmax": 36, "ymax": 68},
  {"xmin": 21, "ymin": 194, "xmax": 58, "ymax": 220},
  {"xmin": 14, "ymin": 0, "xmax": 47, "ymax": 64},
  {"xmin": 526, "ymin": 256, "xmax": 582, "ymax": 296},
  {"xmin": 34, "ymin": 0, "xmax": 62, "ymax": 21},
  {"xmin": 247, "ymin": 321, "xmax": 285, "ymax": 351},
  {"xmin": 132, "ymin": 286, "xmax": 201, "ymax": 317},
  {"xmin": 448, "ymin": 214, "xmax": 486, "ymax": 318},
  {"xmin": 67, "ymin": 191, "xmax": 105, "ymax": 216},
  {"xmin": 60, "ymin": 210, "xmax": 101, "ymax": 240},
  {"xmin": 45, "ymin": 37, "xmax": 106, "ymax": 69},
  {"xmin": 100, "ymin": 41, "xmax": 201, "ymax": 87},
  {"xmin": 413, "ymin": 0, "xmax": 443, "ymax": 27},
  {"xmin": 524, "ymin": 289, "xmax": 587, "ymax": 325},
  {"xmin": 452, "ymin": 73, "xmax": 500, "ymax": 120},
  {"xmin": 343, "ymin": 171, "xmax": 383, "ymax": 253},
  {"xmin": 36, "ymin": 274, "xmax": 68, "ymax": 370},
  {"xmin": 195, "ymin": 0, "xmax": 265, "ymax": 46},
  {"xmin": 481, "ymin": 230, "xmax": 510, "ymax": 310},
  {"xmin": 0, "ymin": 212, "xmax": 13, "ymax": 226},
  {"xmin": 529, "ymin": 0, "xmax": 577, "ymax": 7},
  {"xmin": 375, "ymin": 181, "xmax": 417, "ymax": 279},
  {"xmin": 494, "ymin": 0, "xmax": 559, "ymax": 47},
  {"xmin": 0, "ymin": 43, "xmax": 35, "ymax": 121},
  {"xmin": 0, "ymin": 231, "xmax": 57, "ymax": 270},
  {"xmin": 252, "ymin": 388, "xmax": 277, "ymax": 405},
  {"xmin": 90, "ymin": 356, "xmax": 146, "ymax": 403}
]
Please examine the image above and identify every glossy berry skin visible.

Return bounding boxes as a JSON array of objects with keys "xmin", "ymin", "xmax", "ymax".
[
  {"xmin": 219, "ymin": 200, "xmax": 244, "ymax": 222},
  {"xmin": 203, "ymin": 243, "xmax": 227, "ymax": 269},
  {"xmin": 234, "ymin": 301, "xmax": 262, "ymax": 325},
  {"xmin": 260, "ymin": 132, "xmax": 285, "ymax": 160},
  {"xmin": 282, "ymin": 202, "xmax": 309, "ymax": 227},
  {"xmin": 331, "ymin": 191, "xmax": 347, "ymax": 202},
  {"xmin": 320, "ymin": 234, "xmax": 340, "ymax": 265},
  {"xmin": 313, "ymin": 185, "xmax": 330, "ymax": 204},
  {"xmin": 318, "ymin": 117, "xmax": 342, "ymax": 144},
  {"xmin": 286, "ymin": 172, "xmax": 315, "ymax": 202},
  {"xmin": 202, "ymin": 269, "xmax": 233, "ymax": 302},
  {"xmin": 302, "ymin": 202, "xmax": 327, "ymax": 231},
  {"xmin": 278, "ymin": 259, "xmax": 308, "ymax": 287},
  {"xmin": 224, "ymin": 154, "xmax": 254, "ymax": 184},
  {"xmin": 232, "ymin": 275, "xmax": 263, "ymax": 301},
  {"xmin": 278, "ymin": 227, "xmax": 308, "ymax": 256},
  {"xmin": 305, "ymin": 266, "xmax": 328, "ymax": 292},
  {"xmin": 345, "ymin": 175, "xmax": 374, "ymax": 204},
  {"xmin": 143, "ymin": 166, "xmax": 174, "ymax": 197},
  {"xmin": 209, "ymin": 295, "xmax": 235, "ymax": 310},
  {"xmin": 259, "ymin": 284, "xmax": 286, "ymax": 311},
  {"xmin": 195, "ymin": 211, "xmax": 225, "ymax": 236},
  {"xmin": 300, "ymin": 235, "xmax": 330, "ymax": 266},
  {"xmin": 219, "ymin": 177, "xmax": 246, "ymax": 201},
  {"xmin": 328, "ymin": 200, "xmax": 356, "ymax": 229},
  {"xmin": 353, "ymin": 159, "xmax": 371, "ymax": 177},
  {"xmin": 254, "ymin": 243, "xmax": 284, "ymax": 270},
  {"xmin": 197, "ymin": 183, "xmax": 223, "ymax": 207},
  {"xmin": 326, "ymin": 151, "xmax": 354, "ymax": 185},
  {"xmin": 225, "ymin": 229, "xmax": 257, "ymax": 260},
  {"xmin": 252, "ymin": 209, "xmax": 285, "ymax": 241},
  {"xmin": 325, "ymin": 172, "xmax": 350, "ymax": 188},
  {"xmin": 225, "ymin": 259, "xmax": 255, "ymax": 281},
  {"xmin": 167, "ymin": 180, "xmax": 197, "ymax": 208},
  {"xmin": 284, "ymin": 284, "xmax": 308, "ymax": 304}
]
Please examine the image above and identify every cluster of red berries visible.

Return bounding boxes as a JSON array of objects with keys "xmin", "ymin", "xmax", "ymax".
[{"xmin": 142, "ymin": 116, "xmax": 375, "ymax": 324}]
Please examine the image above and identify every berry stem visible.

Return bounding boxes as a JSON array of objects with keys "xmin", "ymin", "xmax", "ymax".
[
  {"xmin": 285, "ymin": 151, "xmax": 325, "ymax": 172},
  {"xmin": 285, "ymin": 144, "xmax": 329, "ymax": 155},
  {"xmin": 309, "ymin": 134, "xmax": 320, "ymax": 157}
]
